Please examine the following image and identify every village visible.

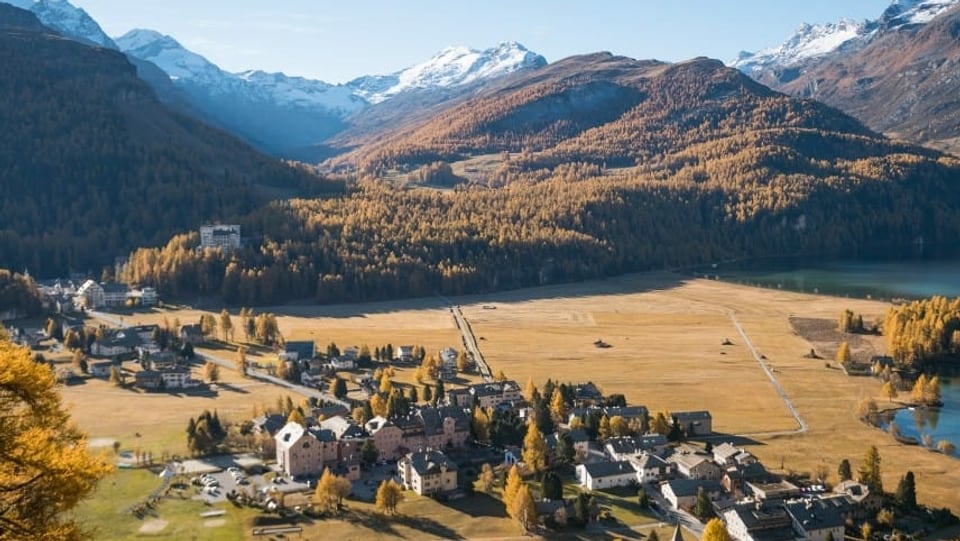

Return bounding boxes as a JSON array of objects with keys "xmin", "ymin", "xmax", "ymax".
[{"xmin": 6, "ymin": 288, "xmax": 932, "ymax": 541}]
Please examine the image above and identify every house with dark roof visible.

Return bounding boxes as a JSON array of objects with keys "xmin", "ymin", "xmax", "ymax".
[
  {"xmin": 784, "ymin": 498, "xmax": 846, "ymax": 541},
  {"xmin": 832, "ymin": 480, "xmax": 882, "ymax": 519},
  {"xmin": 253, "ymin": 413, "xmax": 287, "ymax": 436},
  {"xmin": 469, "ymin": 380, "xmax": 522, "ymax": 409},
  {"xmin": 280, "ymin": 341, "xmax": 316, "ymax": 362},
  {"xmin": 746, "ymin": 479, "xmax": 802, "ymax": 502},
  {"xmin": 721, "ymin": 500, "xmax": 796, "ymax": 541},
  {"xmin": 628, "ymin": 452, "xmax": 672, "ymax": 483},
  {"xmin": 399, "ymin": 449, "xmax": 458, "ymax": 496},
  {"xmin": 661, "ymin": 479, "xmax": 724, "ymax": 511},
  {"xmin": 575, "ymin": 460, "xmax": 638, "ymax": 491},
  {"xmin": 91, "ymin": 329, "xmax": 141, "ymax": 358},
  {"xmin": 179, "ymin": 324, "xmax": 203, "ymax": 344},
  {"xmin": 672, "ymin": 411, "xmax": 712, "ymax": 436},
  {"xmin": 668, "ymin": 450, "xmax": 723, "ymax": 480},
  {"xmin": 605, "ymin": 437, "xmax": 644, "ymax": 461}
]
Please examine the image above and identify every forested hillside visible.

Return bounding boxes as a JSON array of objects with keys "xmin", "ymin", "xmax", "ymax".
[
  {"xmin": 122, "ymin": 54, "xmax": 960, "ymax": 305},
  {"xmin": 0, "ymin": 5, "xmax": 339, "ymax": 277}
]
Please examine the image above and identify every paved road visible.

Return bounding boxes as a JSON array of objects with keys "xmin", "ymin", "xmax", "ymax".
[
  {"xmin": 729, "ymin": 311, "xmax": 807, "ymax": 436},
  {"xmin": 448, "ymin": 304, "xmax": 493, "ymax": 382},
  {"xmin": 88, "ymin": 310, "xmax": 351, "ymax": 409}
]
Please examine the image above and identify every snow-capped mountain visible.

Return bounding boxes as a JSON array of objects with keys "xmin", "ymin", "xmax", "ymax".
[
  {"xmin": 348, "ymin": 42, "xmax": 547, "ymax": 103},
  {"xmin": 879, "ymin": 0, "xmax": 960, "ymax": 28},
  {"xmin": 2, "ymin": 0, "xmax": 114, "ymax": 48},
  {"xmin": 732, "ymin": 0, "xmax": 960, "ymax": 75},
  {"xmin": 732, "ymin": 19, "xmax": 866, "ymax": 75}
]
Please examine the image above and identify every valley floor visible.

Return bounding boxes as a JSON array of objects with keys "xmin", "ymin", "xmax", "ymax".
[{"xmin": 66, "ymin": 272, "xmax": 960, "ymax": 538}]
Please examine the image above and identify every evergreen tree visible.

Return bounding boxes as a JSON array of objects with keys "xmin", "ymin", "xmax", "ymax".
[
  {"xmin": 894, "ymin": 470, "xmax": 917, "ymax": 511},
  {"xmin": 838, "ymin": 458, "xmax": 853, "ymax": 481},
  {"xmin": 693, "ymin": 486, "xmax": 714, "ymax": 519},
  {"xmin": 503, "ymin": 465, "xmax": 523, "ymax": 510},
  {"xmin": 541, "ymin": 471, "xmax": 562, "ymax": 500},
  {"xmin": 333, "ymin": 377, "xmax": 348, "ymax": 399}
]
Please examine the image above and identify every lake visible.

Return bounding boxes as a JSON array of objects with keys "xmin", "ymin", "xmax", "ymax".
[
  {"xmin": 699, "ymin": 255, "xmax": 960, "ymax": 451},
  {"xmin": 697, "ymin": 257, "xmax": 960, "ymax": 301}
]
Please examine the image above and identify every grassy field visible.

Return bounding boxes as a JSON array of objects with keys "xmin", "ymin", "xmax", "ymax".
[
  {"xmin": 73, "ymin": 468, "xmax": 255, "ymax": 540},
  {"xmin": 59, "ymin": 363, "xmax": 294, "ymax": 457}
]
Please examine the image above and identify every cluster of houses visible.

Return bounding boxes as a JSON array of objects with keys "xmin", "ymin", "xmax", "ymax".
[
  {"xmin": 35, "ymin": 278, "xmax": 157, "ymax": 312},
  {"xmin": 576, "ymin": 432, "xmax": 881, "ymax": 541},
  {"xmin": 72, "ymin": 321, "xmax": 202, "ymax": 390}
]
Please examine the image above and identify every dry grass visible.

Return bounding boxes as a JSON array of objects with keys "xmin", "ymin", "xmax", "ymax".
[{"xmin": 60, "ymin": 364, "xmax": 292, "ymax": 457}]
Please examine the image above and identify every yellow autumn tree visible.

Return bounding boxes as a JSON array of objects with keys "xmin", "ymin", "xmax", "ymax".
[
  {"xmin": 522, "ymin": 419, "xmax": 547, "ymax": 474},
  {"xmin": 0, "ymin": 332, "xmax": 112, "ymax": 540},
  {"xmin": 375, "ymin": 478, "xmax": 404, "ymax": 514},
  {"xmin": 703, "ymin": 518, "xmax": 732, "ymax": 541},
  {"xmin": 523, "ymin": 377, "xmax": 538, "ymax": 402},
  {"xmin": 502, "ymin": 464, "xmax": 523, "ymax": 511},
  {"xmin": 510, "ymin": 483, "xmax": 537, "ymax": 532}
]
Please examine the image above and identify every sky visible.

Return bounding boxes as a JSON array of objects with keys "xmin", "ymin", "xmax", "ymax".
[{"xmin": 70, "ymin": 0, "xmax": 893, "ymax": 84}]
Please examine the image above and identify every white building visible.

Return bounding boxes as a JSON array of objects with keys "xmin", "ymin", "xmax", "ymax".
[
  {"xmin": 575, "ymin": 460, "xmax": 638, "ymax": 491},
  {"xmin": 399, "ymin": 450, "xmax": 458, "ymax": 496},
  {"xmin": 200, "ymin": 224, "xmax": 241, "ymax": 251}
]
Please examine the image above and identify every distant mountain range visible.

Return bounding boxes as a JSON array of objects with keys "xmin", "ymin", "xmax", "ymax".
[
  {"xmin": 3, "ymin": 0, "xmax": 546, "ymax": 158},
  {"xmin": 732, "ymin": 0, "xmax": 960, "ymax": 153}
]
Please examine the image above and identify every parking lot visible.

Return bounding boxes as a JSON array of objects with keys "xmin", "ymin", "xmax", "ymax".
[{"xmin": 185, "ymin": 462, "xmax": 311, "ymax": 504}]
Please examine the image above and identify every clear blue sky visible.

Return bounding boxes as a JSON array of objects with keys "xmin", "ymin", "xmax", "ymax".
[{"xmin": 71, "ymin": 0, "xmax": 891, "ymax": 83}]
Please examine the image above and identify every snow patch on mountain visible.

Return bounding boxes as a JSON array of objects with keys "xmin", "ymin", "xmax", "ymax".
[
  {"xmin": 3, "ymin": 0, "xmax": 115, "ymax": 48},
  {"xmin": 349, "ymin": 41, "xmax": 547, "ymax": 103},
  {"xmin": 880, "ymin": 0, "xmax": 960, "ymax": 27},
  {"xmin": 118, "ymin": 29, "xmax": 363, "ymax": 113},
  {"xmin": 732, "ymin": 19, "xmax": 866, "ymax": 72},
  {"xmin": 732, "ymin": 0, "xmax": 960, "ymax": 73}
]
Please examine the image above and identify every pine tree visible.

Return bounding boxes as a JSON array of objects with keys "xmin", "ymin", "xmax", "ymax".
[
  {"xmin": 333, "ymin": 376, "xmax": 348, "ymax": 399},
  {"xmin": 549, "ymin": 388, "xmax": 568, "ymax": 424},
  {"xmin": 524, "ymin": 377, "xmax": 538, "ymax": 402},
  {"xmin": 693, "ymin": 485, "xmax": 714, "ymax": 519},
  {"xmin": 838, "ymin": 458, "xmax": 852, "ymax": 481},
  {"xmin": 287, "ymin": 409, "xmax": 305, "ymax": 426},
  {"xmin": 894, "ymin": 470, "xmax": 916, "ymax": 511}
]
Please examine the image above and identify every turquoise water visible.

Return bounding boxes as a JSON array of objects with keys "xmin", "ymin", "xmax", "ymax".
[
  {"xmin": 888, "ymin": 377, "xmax": 960, "ymax": 449},
  {"xmin": 702, "ymin": 258, "xmax": 960, "ymax": 300}
]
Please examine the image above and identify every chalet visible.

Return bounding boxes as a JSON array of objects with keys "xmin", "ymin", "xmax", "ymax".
[
  {"xmin": 546, "ymin": 429, "xmax": 590, "ymax": 460},
  {"xmin": 274, "ymin": 422, "xmax": 339, "ymax": 477},
  {"xmin": 713, "ymin": 442, "xmax": 756, "ymax": 467},
  {"xmin": 668, "ymin": 451, "xmax": 723, "ymax": 480},
  {"xmin": 134, "ymin": 370, "xmax": 162, "ymax": 389},
  {"xmin": 399, "ymin": 449, "xmax": 458, "ymax": 496},
  {"xmin": 629, "ymin": 452, "xmax": 671, "ymax": 483},
  {"xmin": 672, "ymin": 411, "xmax": 712, "ymax": 436},
  {"xmin": 134, "ymin": 367, "xmax": 199, "ymax": 390},
  {"xmin": 576, "ymin": 460, "xmax": 637, "ymax": 491},
  {"xmin": 784, "ymin": 498, "xmax": 846, "ymax": 541},
  {"xmin": 721, "ymin": 500, "xmax": 796, "ymax": 541},
  {"xmin": 91, "ymin": 330, "xmax": 140, "ymax": 358},
  {"xmin": 280, "ymin": 341, "xmax": 315, "ymax": 362},
  {"xmin": 661, "ymin": 479, "xmax": 723, "ymax": 510},
  {"xmin": 536, "ymin": 500, "xmax": 569, "ymax": 526},
  {"xmin": 179, "ymin": 324, "xmax": 203, "ymax": 345}
]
